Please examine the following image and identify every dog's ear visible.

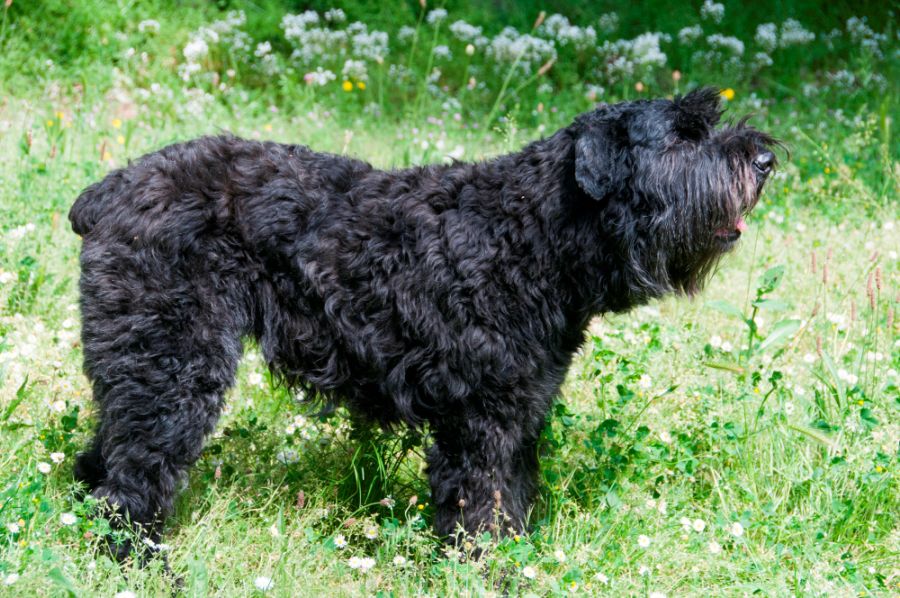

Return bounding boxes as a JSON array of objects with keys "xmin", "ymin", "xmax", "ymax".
[
  {"xmin": 574, "ymin": 110, "xmax": 630, "ymax": 202},
  {"xmin": 674, "ymin": 87, "xmax": 722, "ymax": 140}
]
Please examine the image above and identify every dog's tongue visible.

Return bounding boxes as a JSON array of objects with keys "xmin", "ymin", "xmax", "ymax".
[{"xmin": 715, "ymin": 217, "xmax": 748, "ymax": 237}]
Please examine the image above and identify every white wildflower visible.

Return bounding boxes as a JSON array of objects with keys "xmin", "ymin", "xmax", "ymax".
[
  {"xmin": 755, "ymin": 23, "xmax": 778, "ymax": 52},
  {"xmin": 700, "ymin": 0, "xmax": 725, "ymax": 24},
  {"xmin": 780, "ymin": 19, "xmax": 815, "ymax": 47},
  {"xmin": 324, "ymin": 8, "xmax": 346, "ymax": 23},
  {"xmin": 392, "ymin": 555, "xmax": 407, "ymax": 567},
  {"xmin": 183, "ymin": 38, "xmax": 209, "ymax": 62},
  {"xmin": 3, "ymin": 573, "xmax": 18, "ymax": 586},
  {"xmin": 254, "ymin": 41, "xmax": 272, "ymax": 58},
  {"xmin": 433, "ymin": 45, "xmax": 452, "ymax": 60},
  {"xmin": 678, "ymin": 25, "xmax": 703, "ymax": 45},
  {"xmin": 334, "ymin": 534, "xmax": 348, "ymax": 549},
  {"xmin": 138, "ymin": 19, "xmax": 160, "ymax": 34},
  {"xmin": 692, "ymin": 519, "xmax": 706, "ymax": 532},
  {"xmin": 60, "ymin": 512, "xmax": 77, "ymax": 526},
  {"xmin": 708, "ymin": 540, "xmax": 722, "ymax": 554},
  {"xmin": 707, "ymin": 34, "xmax": 745, "ymax": 56},
  {"xmin": 522, "ymin": 565, "xmax": 536, "ymax": 579},
  {"xmin": 598, "ymin": 12, "xmax": 619, "ymax": 34},
  {"xmin": 450, "ymin": 20, "xmax": 483, "ymax": 43},
  {"xmin": 37, "ymin": 462, "xmax": 51, "ymax": 474},
  {"xmin": 426, "ymin": 9, "xmax": 448, "ymax": 26},
  {"xmin": 638, "ymin": 534, "xmax": 651, "ymax": 548},
  {"xmin": 729, "ymin": 522, "xmax": 744, "ymax": 537},
  {"xmin": 253, "ymin": 576, "xmax": 273, "ymax": 591}
]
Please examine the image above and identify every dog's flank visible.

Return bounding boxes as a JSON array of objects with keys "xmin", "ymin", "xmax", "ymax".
[{"xmin": 69, "ymin": 88, "xmax": 776, "ymax": 558}]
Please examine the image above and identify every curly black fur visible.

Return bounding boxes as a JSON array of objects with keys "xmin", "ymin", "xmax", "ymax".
[{"xmin": 70, "ymin": 88, "xmax": 776, "ymax": 553}]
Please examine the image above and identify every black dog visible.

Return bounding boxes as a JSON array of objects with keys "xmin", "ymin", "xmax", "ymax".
[{"xmin": 69, "ymin": 88, "xmax": 775, "ymax": 556}]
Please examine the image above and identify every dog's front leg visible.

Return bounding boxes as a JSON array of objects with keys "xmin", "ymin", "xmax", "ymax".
[{"xmin": 427, "ymin": 414, "xmax": 540, "ymax": 542}]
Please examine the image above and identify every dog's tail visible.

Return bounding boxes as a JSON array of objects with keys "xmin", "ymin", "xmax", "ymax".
[{"xmin": 69, "ymin": 171, "xmax": 125, "ymax": 236}]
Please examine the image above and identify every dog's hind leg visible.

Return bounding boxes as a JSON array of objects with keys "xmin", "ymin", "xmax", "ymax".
[{"xmin": 76, "ymin": 243, "xmax": 247, "ymax": 560}]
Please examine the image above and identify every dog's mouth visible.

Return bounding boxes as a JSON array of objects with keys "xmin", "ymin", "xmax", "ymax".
[{"xmin": 714, "ymin": 217, "xmax": 748, "ymax": 247}]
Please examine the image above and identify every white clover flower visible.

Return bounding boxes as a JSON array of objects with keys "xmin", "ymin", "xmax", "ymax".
[
  {"xmin": 639, "ymin": 564, "xmax": 650, "ymax": 576},
  {"xmin": 114, "ymin": 592, "xmax": 136, "ymax": 598},
  {"xmin": 7, "ymin": 522, "xmax": 20, "ymax": 533},
  {"xmin": 692, "ymin": 519, "xmax": 706, "ymax": 532},
  {"xmin": 522, "ymin": 565, "xmax": 536, "ymax": 579},
  {"xmin": 708, "ymin": 540, "xmax": 722, "ymax": 554},
  {"xmin": 248, "ymin": 372, "xmax": 264, "ymax": 386},
  {"xmin": 3, "ymin": 573, "xmax": 18, "ymax": 586},
  {"xmin": 729, "ymin": 522, "xmax": 745, "ymax": 537},
  {"xmin": 700, "ymin": 0, "xmax": 725, "ymax": 24},
  {"xmin": 0, "ymin": 271, "xmax": 14, "ymax": 284},
  {"xmin": 37, "ymin": 462, "xmax": 51, "ymax": 474},
  {"xmin": 649, "ymin": 592, "xmax": 667, "ymax": 598},
  {"xmin": 392, "ymin": 555, "xmax": 407, "ymax": 567},
  {"xmin": 8, "ymin": 223, "xmax": 35, "ymax": 241},
  {"xmin": 50, "ymin": 452, "xmax": 65, "ymax": 464},
  {"xmin": 254, "ymin": 576, "xmax": 273, "ymax": 591},
  {"xmin": 595, "ymin": 571, "xmax": 609, "ymax": 584},
  {"xmin": 755, "ymin": 23, "xmax": 778, "ymax": 52},
  {"xmin": 721, "ymin": 341, "xmax": 733, "ymax": 352},
  {"xmin": 138, "ymin": 19, "xmax": 160, "ymax": 34},
  {"xmin": 638, "ymin": 534, "xmax": 651, "ymax": 548},
  {"xmin": 426, "ymin": 9, "xmax": 448, "ymax": 26},
  {"xmin": 638, "ymin": 374, "xmax": 652, "ymax": 390},
  {"xmin": 60, "ymin": 512, "xmax": 77, "ymax": 526},
  {"xmin": 678, "ymin": 25, "xmax": 703, "ymax": 45},
  {"xmin": 554, "ymin": 549, "xmax": 567, "ymax": 562}
]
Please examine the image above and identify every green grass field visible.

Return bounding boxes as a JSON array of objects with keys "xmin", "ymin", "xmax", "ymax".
[{"xmin": 0, "ymin": 1, "xmax": 897, "ymax": 596}]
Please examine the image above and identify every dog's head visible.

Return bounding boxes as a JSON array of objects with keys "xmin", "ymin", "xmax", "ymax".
[{"xmin": 573, "ymin": 87, "xmax": 780, "ymax": 294}]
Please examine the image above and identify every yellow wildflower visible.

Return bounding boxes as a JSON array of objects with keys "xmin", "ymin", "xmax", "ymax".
[
  {"xmin": 342, "ymin": 80, "xmax": 353, "ymax": 92},
  {"xmin": 356, "ymin": 81, "xmax": 366, "ymax": 90},
  {"xmin": 720, "ymin": 88, "xmax": 735, "ymax": 101}
]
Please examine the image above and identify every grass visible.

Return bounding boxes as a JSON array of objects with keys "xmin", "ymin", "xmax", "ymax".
[{"xmin": 0, "ymin": 1, "xmax": 897, "ymax": 596}]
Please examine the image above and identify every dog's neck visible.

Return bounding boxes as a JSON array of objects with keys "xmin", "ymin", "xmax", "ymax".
[{"xmin": 479, "ymin": 128, "xmax": 671, "ymax": 324}]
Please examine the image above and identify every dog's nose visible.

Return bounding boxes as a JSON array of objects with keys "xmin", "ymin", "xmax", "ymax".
[{"xmin": 753, "ymin": 151, "xmax": 774, "ymax": 174}]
